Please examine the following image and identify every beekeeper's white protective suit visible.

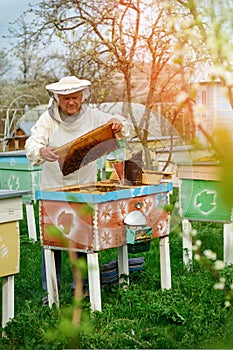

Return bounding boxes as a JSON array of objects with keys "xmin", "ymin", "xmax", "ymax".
[{"xmin": 25, "ymin": 76, "xmax": 130, "ymax": 190}]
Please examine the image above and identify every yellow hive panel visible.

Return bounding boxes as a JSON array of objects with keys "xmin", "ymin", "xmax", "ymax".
[{"xmin": 0, "ymin": 221, "xmax": 20, "ymax": 277}]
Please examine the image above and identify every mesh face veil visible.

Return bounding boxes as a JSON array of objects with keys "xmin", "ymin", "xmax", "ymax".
[
  {"xmin": 49, "ymin": 86, "xmax": 91, "ymax": 105},
  {"xmin": 80, "ymin": 86, "xmax": 91, "ymax": 105}
]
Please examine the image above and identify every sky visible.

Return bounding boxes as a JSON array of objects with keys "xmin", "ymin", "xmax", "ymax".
[{"xmin": 0, "ymin": 0, "xmax": 39, "ymax": 49}]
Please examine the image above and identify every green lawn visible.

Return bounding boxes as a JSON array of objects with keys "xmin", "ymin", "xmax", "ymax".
[{"xmin": 0, "ymin": 202, "xmax": 233, "ymax": 349}]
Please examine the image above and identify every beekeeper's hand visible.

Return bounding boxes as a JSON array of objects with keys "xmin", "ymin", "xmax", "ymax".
[
  {"xmin": 39, "ymin": 147, "xmax": 59, "ymax": 162},
  {"xmin": 110, "ymin": 118, "xmax": 123, "ymax": 134}
]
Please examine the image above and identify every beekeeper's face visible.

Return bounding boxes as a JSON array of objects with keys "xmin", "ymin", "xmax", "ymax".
[{"xmin": 58, "ymin": 91, "xmax": 83, "ymax": 116}]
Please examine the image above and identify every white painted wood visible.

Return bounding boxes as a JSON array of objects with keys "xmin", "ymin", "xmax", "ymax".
[
  {"xmin": 2, "ymin": 275, "xmax": 14, "ymax": 329},
  {"xmin": 87, "ymin": 252, "xmax": 101, "ymax": 312},
  {"xmin": 159, "ymin": 236, "xmax": 171, "ymax": 290},
  {"xmin": 101, "ymin": 168, "xmax": 106, "ymax": 180},
  {"xmin": 224, "ymin": 223, "xmax": 233, "ymax": 264},
  {"xmin": 44, "ymin": 248, "xmax": 59, "ymax": 308},
  {"xmin": 0, "ymin": 198, "xmax": 23, "ymax": 223},
  {"xmin": 26, "ymin": 203, "xmax": 37, "ymax": 242},
  {"xmin": 182, "ymin": 219, "xmax": 193, "ymax": 270},
  {"xmin": 118, "ymin": 245, "xmax": 129, "ymax": 286}
]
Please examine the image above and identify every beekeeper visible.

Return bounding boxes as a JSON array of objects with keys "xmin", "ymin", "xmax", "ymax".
[
  {"xmin": 25, "ymin": 75, "xmax": 129, "ymax": 190},
  {"xmin": 25, "ymin": 75, "xmax": 130, "ymax": 305}
]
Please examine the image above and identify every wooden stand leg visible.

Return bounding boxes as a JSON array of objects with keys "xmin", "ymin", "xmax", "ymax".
[
  {"xmin": 182, "ymin": 219, "xmax": 192, "ymax": 270},
  {"xmin": 118, "ymin": 245, "xmax": 129, "ymax": 286},
  {"xmin": 44, "ymin": 248, "xmax": 59, "ymax": 308},
  {"xmin": 2, "ymin": 275, "xmax": 14, "ymax": 330},
  {"xmin": 224, "ymin": 223, "xmax": 233, "ymax": 264},
  {"xmin": 159, "ymin": 236, "xmax": 171, "ymax": 290},
  {"xmin": 87, "ymin": 252, "xmax": 101, "ymax": 312},
  {"xmin": 25, "ymin": 203, "xmax": 37, "ymax": 242}
]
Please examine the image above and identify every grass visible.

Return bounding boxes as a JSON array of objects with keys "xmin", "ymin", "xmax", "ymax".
[{"xmin": 0, "ymin": 199, "xmax": 233, "ymax": 349}]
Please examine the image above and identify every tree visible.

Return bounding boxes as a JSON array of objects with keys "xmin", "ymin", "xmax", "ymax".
[
  {"xmin": 26, "ymin": 0, "xmax": 204, "ymax": 169},
  {"xmin": 0, "ymin": 50, "xmax": 11, "ymax": 78},
  {"xmin": 173, "ymin": 0, "xmax": 233, "ymax": 210},
  {"xmin": 7, "ymin": 14, "xmax": 67, "ymax": 84},
  {"xmin": 175, "ymin": 0, "xmax": 233, "ymax": 109}
]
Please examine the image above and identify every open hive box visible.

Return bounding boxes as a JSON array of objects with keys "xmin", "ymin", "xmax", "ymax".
[
  {"xmin": 38, "ymin": 123, "xmax": 173, "ymax": 250},
  {"xmin": 37, "ymin": 181, "xmax": 172, "ymax": 251}
]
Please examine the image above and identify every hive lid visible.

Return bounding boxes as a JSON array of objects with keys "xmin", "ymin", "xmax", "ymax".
[{"xmin": 55, "ymin": 122, "xmax": 120, "ymax": 176}]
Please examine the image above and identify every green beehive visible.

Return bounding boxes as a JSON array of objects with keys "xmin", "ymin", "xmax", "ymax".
[
  {"xmin": 180, "ymin": 179, "xmax": 232, "ymax": 222},
  {"xmin": 178, "ymin": 163, "xmax": 232, "ymax": 223},
  {"xmin": 0, "ymin": 151, "xmax": 41, "ymax": 203}
]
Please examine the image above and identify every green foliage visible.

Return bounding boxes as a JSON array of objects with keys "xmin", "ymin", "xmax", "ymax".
[
  {"xmin": 0, "ymin": 81, "xmax": 49, "ymax": 108},
  {"xmin": 0, "ymin": 203, "xmax": 232, "ymax": 349}
]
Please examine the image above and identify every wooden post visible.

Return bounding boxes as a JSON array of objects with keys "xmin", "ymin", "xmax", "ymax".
[
  {"xmin": 101, "ymin": 168, "xmax": 106, "ymax": 180},
  {"xmin": 224, "ymin": 223, "xmax": 233, "ymax": 264},
  {"xmin": 2, "ymin": 275, "xmax": 14, "ymax": 330},
  {"xmin": 44, "ymin": 248, "xmax": 59, "ymax": 308},
  {"xmin": 118, "ymin": 245, "xmax": 129, "ymax": 286},
  {"xmin": 159, "ymin": 236, "xmax": 171, "ymax": 290},
  {"xmin": 87, "ymin": 252, "xmax": 102, "ymax": 312},
  {"xmin": 25, "ymin": 203, "xmax": 37, "ymax": 242},
  {"xmin": 182, "ymin": 219, "xmax": 193, "ymax": 270}
]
